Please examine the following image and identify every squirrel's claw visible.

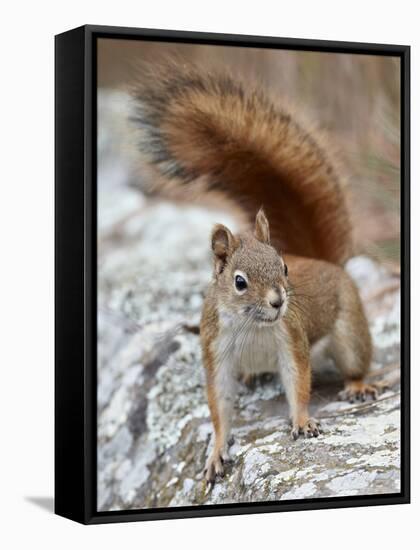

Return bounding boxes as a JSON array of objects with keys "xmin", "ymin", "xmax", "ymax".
[
  {"xmin": 204, "ymin": 452, "xmax": 225, "ymax": 485},
  {"xmin": 291, "ymin": 418, "xmax": 321, "ymax": 440},
  {"xmin": 338, "ymin": 381, "xmax": 384, "ymax": 403}
]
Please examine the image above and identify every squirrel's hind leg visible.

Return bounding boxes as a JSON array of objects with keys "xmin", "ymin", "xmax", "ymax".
[{"xmin": 329, "ymin": 283, "xmax": 379, "ymax": 403}]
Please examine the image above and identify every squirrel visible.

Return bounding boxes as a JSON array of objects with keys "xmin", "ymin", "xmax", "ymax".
[{"xmin": 131, "ymin": 63, "xmax": 378, "ymax": 485}]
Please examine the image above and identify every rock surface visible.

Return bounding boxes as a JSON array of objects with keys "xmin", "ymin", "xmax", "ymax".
[
  {"xmin": 97, "ymin": 199, "xmax": 401, "ymax": 512},
  {"xmin": 97, "ymin": 91, "xmax": 401, "ymax": 512}
]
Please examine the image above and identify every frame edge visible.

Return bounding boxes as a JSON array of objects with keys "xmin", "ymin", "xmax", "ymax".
[{"xmin": 55, "ymin": 25, "xmax": 88, "ymax": 525}]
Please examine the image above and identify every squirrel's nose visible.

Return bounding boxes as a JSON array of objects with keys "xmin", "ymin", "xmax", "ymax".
[{"xmin": 269, "ymin": 297, "xmax": 283, "ymax": 309}]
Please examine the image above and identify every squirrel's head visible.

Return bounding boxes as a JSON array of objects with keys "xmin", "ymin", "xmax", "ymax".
[{"xmin": 211, "ymin": 209, "xmax": 289, "ymax": 326}]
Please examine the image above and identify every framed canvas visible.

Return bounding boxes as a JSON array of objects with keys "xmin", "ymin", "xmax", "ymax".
[{"xmin": 55, "ymin": 24, "xmax": 410, "ymax": 524}]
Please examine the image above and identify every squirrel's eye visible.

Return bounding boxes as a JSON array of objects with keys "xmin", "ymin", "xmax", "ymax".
[
  {"xmin": 235, "ymin": 275, "xmax": 248, "ymax": 292},
  {"xmin": 284, "ymin": 264, "xmax": 288, "ymax": 277}
]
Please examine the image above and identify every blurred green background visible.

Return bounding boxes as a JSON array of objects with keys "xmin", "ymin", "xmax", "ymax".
[{"xmin": 98, "ymin": 39, "xmax": 401, "ymax": 269}]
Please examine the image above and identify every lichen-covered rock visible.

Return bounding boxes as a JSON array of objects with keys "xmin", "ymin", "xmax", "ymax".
[{"xmin": 97, "ymin": 90, "xmax": 401, "ymax": 511}]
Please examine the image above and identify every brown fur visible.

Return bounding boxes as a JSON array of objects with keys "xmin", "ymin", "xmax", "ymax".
[
  {"xmin": 131, "ymin": 62, "xmax": 353, "ymax": 265},
  {"xmin": 131, "ymin": 65, "xmax": 374, "ymax": 484},
  {"xmin": 199, "ymin": 212, "xmax": 373, "ymax": 482}
]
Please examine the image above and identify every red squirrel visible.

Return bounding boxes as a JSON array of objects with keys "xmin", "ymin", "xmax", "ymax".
[{"xmin": 131, "ymin": 63, "xmax": 377, "ymax": 485}]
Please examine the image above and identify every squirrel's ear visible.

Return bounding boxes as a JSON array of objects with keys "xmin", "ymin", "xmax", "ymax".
[
  {"xmin": 211, "ymin": 224, "xmax": 237, "ymax": 273},
  {"xmin": 255, "ymin": 208, "xmax": 270, "ymax": 244}
]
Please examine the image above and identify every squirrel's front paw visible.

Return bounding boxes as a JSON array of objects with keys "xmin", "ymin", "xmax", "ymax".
[
  {"xmin": 204, "ymin": 452, "xmax": 225, "ymax": 485},
  {"xmin": 291, "ymin": 418, "xmax": 321, "ymax": 440}
]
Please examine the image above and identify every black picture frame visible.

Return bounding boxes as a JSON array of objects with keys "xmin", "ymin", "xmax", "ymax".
[{"xmin": 55, "ymin": 24, "xmax": 410, "ymax": 525}]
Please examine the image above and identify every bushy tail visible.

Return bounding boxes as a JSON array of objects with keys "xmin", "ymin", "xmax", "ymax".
[{"xmin": 131, "ymin": 63, "xmax": 353, "ymax": 265}]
